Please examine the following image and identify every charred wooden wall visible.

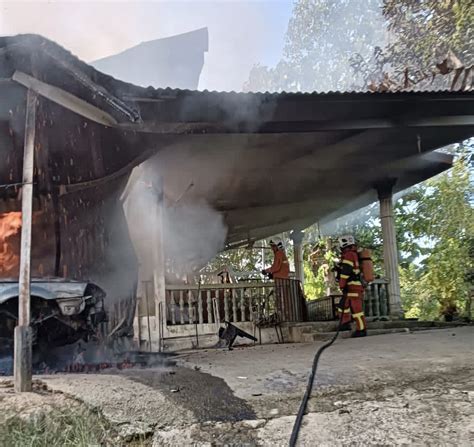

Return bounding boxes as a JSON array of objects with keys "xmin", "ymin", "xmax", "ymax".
[{"xmin": 0, "ymin": 85, "xmax": 138, "ymax": 322}]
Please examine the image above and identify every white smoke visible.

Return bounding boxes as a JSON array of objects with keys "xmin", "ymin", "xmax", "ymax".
[
  {"xmin": 164, "ymin": 200, "xmax": 227, "ymax": 276},
  {"xmin": 122, "ymin": 161, "xmax": 227, "ymax": 284}
]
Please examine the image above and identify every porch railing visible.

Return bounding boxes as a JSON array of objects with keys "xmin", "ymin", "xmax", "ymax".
[
  {"xmin": 307, "ymin": 279, "xmax": 390, "ymax": 321},
  {"xmin": 364, "ymin": 279, "xmax": 390, "ymax": 317},
  {"xmin": 165, "ymin": 278, "xmax": 306, "ymax": 326}
]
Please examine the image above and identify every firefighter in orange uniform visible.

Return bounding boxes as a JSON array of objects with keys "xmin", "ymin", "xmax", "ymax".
[
  {"xmin": 262, "ymin": 238, "xmax": 290, "ymax": 279},
  {"xmin": 336, "ymin": 235, "xmax": 367, "ymax": 337}
]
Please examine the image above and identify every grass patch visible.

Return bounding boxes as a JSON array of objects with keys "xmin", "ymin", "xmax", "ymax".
[{"xmin": 0, "ymin": 407, "xmax": 111, "ymax": 447}]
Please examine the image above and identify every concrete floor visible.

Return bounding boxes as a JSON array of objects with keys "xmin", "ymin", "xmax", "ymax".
[
  {"xmin": 179, "ymin": 326, "xmax": 474, "ymax": 401},
  {"xmin": 2, "ymin": 327, "xmax": 473, "ymax": 445}
]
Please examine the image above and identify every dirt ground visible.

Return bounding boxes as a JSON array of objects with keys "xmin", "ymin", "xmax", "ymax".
[{"xmin": 1, "ymin": 327, "xmax": 473, "ymax": 445}]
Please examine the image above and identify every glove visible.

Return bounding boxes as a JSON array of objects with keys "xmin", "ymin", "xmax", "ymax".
[
  {"xmin": 267, "ymin": 272, "xmax": 273, "ymax": 280},
  {"xmin": 261, "ymin": 269, "xmax": 267, "ymax": 275}
]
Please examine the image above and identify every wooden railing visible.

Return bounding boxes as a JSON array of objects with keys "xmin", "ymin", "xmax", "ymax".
[
  {"xmin": 165, "ymin": 279, "xmax": 306, "ymax": 326},
  {"xmin": 307, "ymin": 295, "xmax": 339, "ymax": 321},
  {"xmin": 307, "ymin": 279, "xmax": 390, "ymax": 321}
]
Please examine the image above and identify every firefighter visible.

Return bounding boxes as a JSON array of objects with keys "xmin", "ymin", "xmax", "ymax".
[
  {"xmin": 336, "ymin": 235, "xmax": 367, "ymax": 337},
  {"xmin": 261, "ymin": 238, "xmax": 290, "ymax": 279}
]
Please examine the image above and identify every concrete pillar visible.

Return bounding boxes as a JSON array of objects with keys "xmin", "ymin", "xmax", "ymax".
[
  {"xmin": 376, "ymin": 179, "xmax": 404, "ymax": 318},
  {"xmin": 291, "ymin": 230, "xmax": 305, "ymax": 287}
]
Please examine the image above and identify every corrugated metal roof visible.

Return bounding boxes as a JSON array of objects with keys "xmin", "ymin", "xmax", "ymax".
[
  {"xmin": 1, "ymin": 33, "xmax": 473, "ymax": 249},
  {"xmin": 1, "ymin": 34, "xmax": 471, "ymax": 101}
]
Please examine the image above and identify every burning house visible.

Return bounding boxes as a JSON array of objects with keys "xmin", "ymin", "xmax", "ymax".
[
  {"xmin": 0, "ymin": 33, "xmax": 473, "ymax": 355},
  {"xmin": 0, "ymin": 29, "xmax": 209, "ymax": 366}
]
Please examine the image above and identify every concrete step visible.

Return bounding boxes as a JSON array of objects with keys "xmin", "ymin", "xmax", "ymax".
[
  {"xmin": 295, "ymin": 320, "xmax": 469, "ymax": 335},
  {"xmin": 300, "ymin": 327, "xmax": 410, "ymax": 343},
  {"xmin": 367, "ymin": 320, "xmax": 469, "ymax": 330}
]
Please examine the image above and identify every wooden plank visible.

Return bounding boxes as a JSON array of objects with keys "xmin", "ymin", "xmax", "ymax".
[
  {"xmin": 12, "ymin": 71, "xmax": 118, "ymax": 126},
  {"xmin": 188, "ymin": 291, "xmax": 194, "ymax": 324},
  {"xmin": 152, "ymin": 178, "xmax": 166, "ymax": 349},
  {"xmin": 224, "ymin": 291, "xmax": 230, "ymax": 321},
  {"xmin": 179, "ymin": 291, "xmax": 185, "ymax": 324},
  {"xmin": 170, "ymin": 291, "xmax": 176, "ymax": 325},
  {"xmin": 248, "ymin": 289, "xmax": 254, "ymax": 322},
  {"xmin": 198, "ymin": 290, "xmax": 203, "ymax": 324},
  {"xmin": 240, "ymin": 289, "xmax": 246, "ymax": 322},
  {"xmin": 232, "ymin": 289, "xmax": 237, "ymax": 322},
  {"xmin": 14, "ymin": 89, "xmax": 37, "ymax": 393},
  {"xmin": 132, "ymin": 289, "xmax": 141, "ymax": 347},
  {"xmin": 14, "ymin": 326, "xmax": 32, "ymax": 392},
  {"xmin": 207, "ymin": 290, "xmax": 212, "ymax": 324}
]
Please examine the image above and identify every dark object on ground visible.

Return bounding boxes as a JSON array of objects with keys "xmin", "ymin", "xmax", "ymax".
[
  {"xmin": 125, "ymin": 366, "xmax": 256, "ymax": 423},
  {"xmin": 340, "ymin": 322, "xmax": 351, "ymax": 332},
  {"xmin": 218, "ymin": 322, "xmax": 257, "ymax": 350},
  {"xmin": 351, "ymin": 329, "xmax": 367, "ymax": 338},
  {"xmin": 289, "ymin": 298, "xmax": 347, "ymax": 447}
]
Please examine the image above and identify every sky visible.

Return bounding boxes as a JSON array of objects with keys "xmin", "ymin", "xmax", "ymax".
[{"xmin": 0, "ymin": 0, "xmax": 293, "ymax": 91}]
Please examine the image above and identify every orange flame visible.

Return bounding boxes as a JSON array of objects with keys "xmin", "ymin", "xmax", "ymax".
[{"xmin": 0, "ymin": 212, "xmax": 21, "ymax": 276}]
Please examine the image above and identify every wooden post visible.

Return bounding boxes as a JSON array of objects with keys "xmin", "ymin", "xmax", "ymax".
[
  {"xmin": 14, "ymin": 89, "xmax": 37, "ymax": 392},
  {"xmin": 151, "ymin": 176, "xmax": 166, "ymax": 351}
]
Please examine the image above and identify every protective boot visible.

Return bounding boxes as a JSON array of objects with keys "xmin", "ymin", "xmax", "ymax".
[
  {"xmin": 351, "ymin": 329, "xmax": 367, "ymax": 338},
  {"xmin": 339, "ymin": 322, "xmax": 352, "ymax": 332}
]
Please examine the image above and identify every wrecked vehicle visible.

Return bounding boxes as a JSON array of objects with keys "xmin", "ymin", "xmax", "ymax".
[{"xmin": 0, "ymin": 278, "xmax": 106, "ymax": 356}]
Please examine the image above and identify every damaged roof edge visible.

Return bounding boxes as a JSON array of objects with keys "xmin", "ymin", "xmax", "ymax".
[{"xmin": 1, "ymin": 34, "xmax": 472, "ymax": 107}]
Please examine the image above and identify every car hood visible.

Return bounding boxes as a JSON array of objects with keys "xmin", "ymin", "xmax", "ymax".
[{"xmin": 0, "ymin": 280, "xmax": 90, "ymax": 304}]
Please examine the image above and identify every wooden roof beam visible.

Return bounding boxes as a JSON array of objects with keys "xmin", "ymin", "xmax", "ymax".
[{"xmin": 12, "ymin": 71, "xmax": 118, "ymax": 127}]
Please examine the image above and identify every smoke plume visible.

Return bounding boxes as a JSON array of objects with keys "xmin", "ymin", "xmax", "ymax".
[{"xmin": 123, "ymin": 160, "xmax": 227, "ymax": 283}]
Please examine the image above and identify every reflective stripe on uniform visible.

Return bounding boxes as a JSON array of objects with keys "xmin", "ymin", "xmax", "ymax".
[
  {"xmin": 342, "ymin": 259, "xmax": 354, "ymax": 266},
  {"xmin": 340, "ymin": 274, "xmax": 349, "ymax": 279},
  {"xmin": 352, "ymin": 312, "xmax": 366, "ymax": 330},
  {"xmin": 336, "ymin": 307, "xmax": 351, "ymax": 313},
  {"xmin": 347, "ymin": 292, "xmax": 359, "ymax": 297},
  {"xmin": 348, "ymin": 281, "xmax": 362, "ymax": 286}
]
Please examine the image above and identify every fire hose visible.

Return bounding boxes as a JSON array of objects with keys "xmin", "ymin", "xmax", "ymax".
[{"xmin": 289, "ymin": 296, "xmax": 346, "ymax": 447}]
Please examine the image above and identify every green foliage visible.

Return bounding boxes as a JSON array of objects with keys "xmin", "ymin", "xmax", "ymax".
[
  {"xmin": 357, "ymin": 0, "xmax": 474, "ymax": 89},
  {"xmin": 383, "ymin": 0, "xmax": 473, "ymax": 68},
  {"xmin": 0, "ymin": 408, "xmax": 110, "ymax": 447},
  {"xmin": 399, "ymin": 264, "xmax": 440, "ymax": 320},
  {"xmin": 303, "ymin": 260, "xmax": 323, "ymax": 299},
  {"xmin": 244, "ymin": 0, "xmax": 384, "ymax": 92},
  {"xmin": 240, "ymin": 0, "xmax": 473, "ymax": 319},
  {"xmin": 245, "ymin": 0, "xmax": 473, "ymax": 92},
  {"xmin": 410, "ymin": 150, "xmax": 474, "ymax": 315},
  {"xmin": 208, "ymin": 248, "xmax": 262, "ymax": 274}
]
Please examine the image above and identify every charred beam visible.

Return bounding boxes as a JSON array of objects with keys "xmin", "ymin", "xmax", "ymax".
[
  {"xmin": 118, "ymin": 116, "xmax": 474, "ymax": 135},
  {"xmin": 12, "ymin": 71, "xmax": 118, "ymax": 127}
]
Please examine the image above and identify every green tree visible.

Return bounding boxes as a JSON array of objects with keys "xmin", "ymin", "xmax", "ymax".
[
  {"xmin": 384, "ymin": 1, "xmax": 473, "ymax": 75},
  {"xmin": 405, "ymin": 149, "xmax": 473, "ymax": 318},
  {"xmin": 356, "ymin": 0, "xmax": 474, "ymax": 90},
  {"xmin": 235, "ymin": 0, "xmax": 474, "ymax": 321},
  {"xmin": 246, "ymin": 0, "xmax": 473, "ymax": 92},
  {"xmin": 244, "ymin": 0, "xmax": 384, "ymax": 92}
]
